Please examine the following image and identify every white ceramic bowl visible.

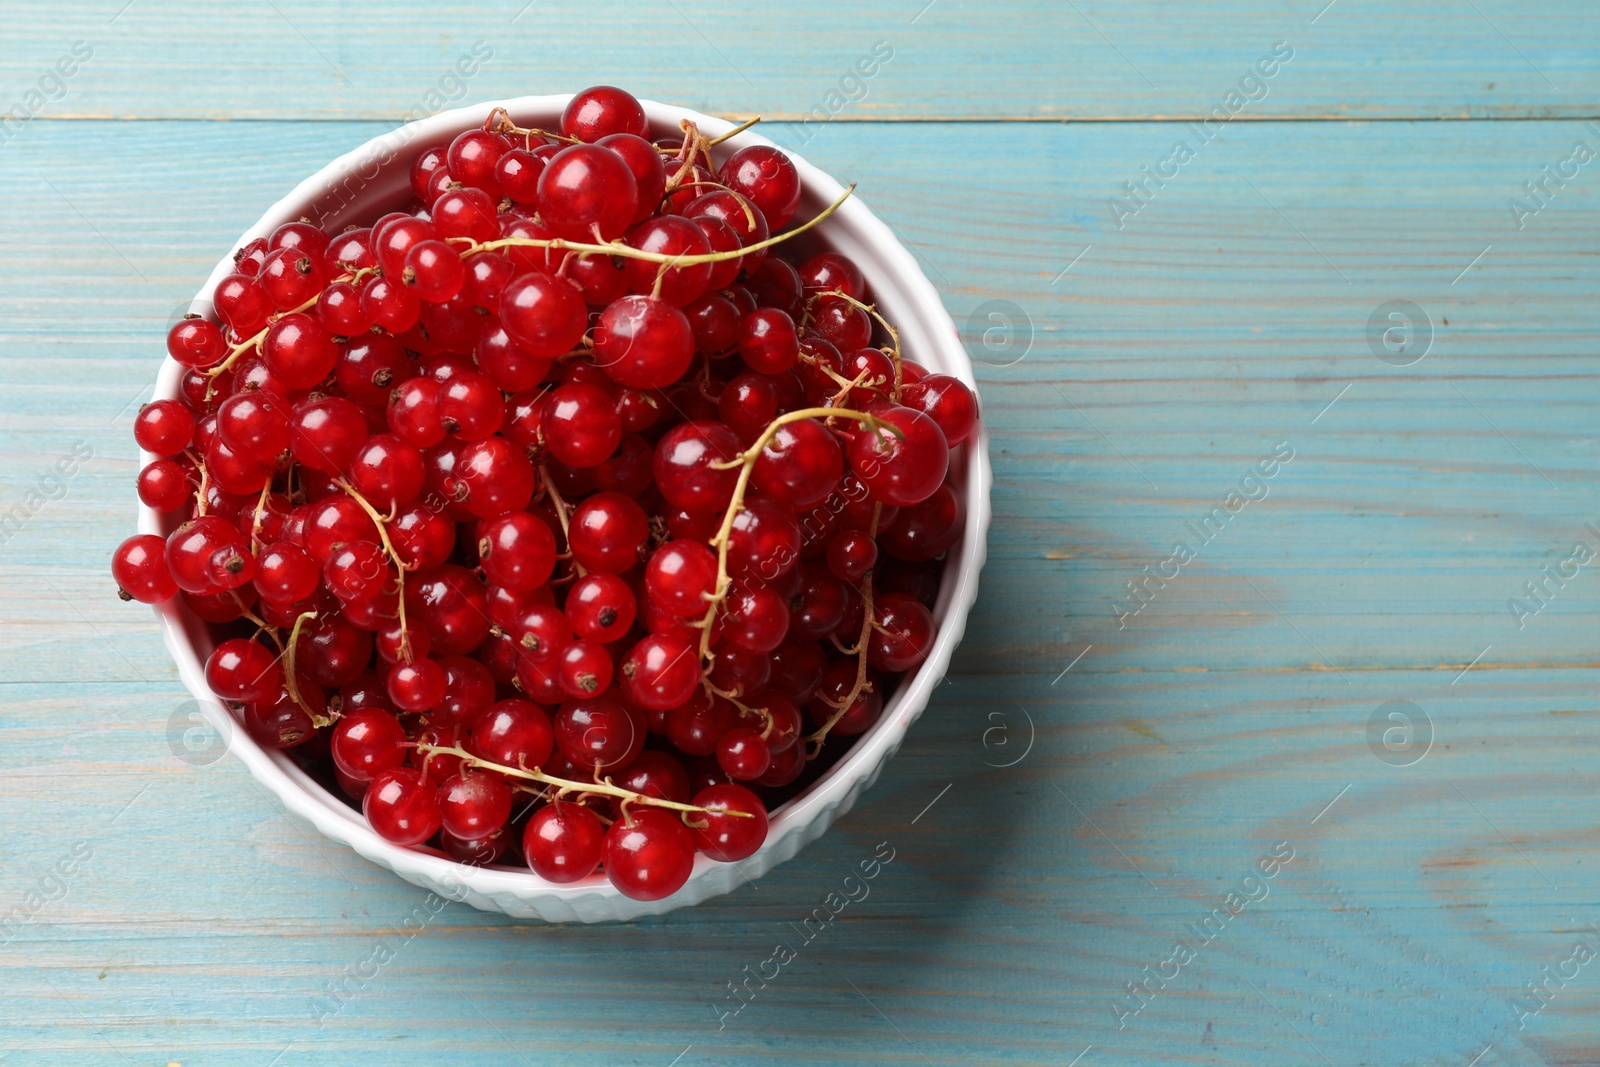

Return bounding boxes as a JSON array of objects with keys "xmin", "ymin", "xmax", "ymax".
[{"xmin": 140, "ymin": 95, "xmax": 991, "ymax": 922}]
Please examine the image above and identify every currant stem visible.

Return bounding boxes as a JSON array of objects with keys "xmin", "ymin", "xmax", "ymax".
[
  {"xmin": 469, "ymin": 184, "xmax": 856, "ymax": 268},
  {"xmin": 413, "ymin": 743, "xmax": 755, "ymax": 819},
  {"xmin": 704, "ymin": 679, "xmax": 772, "ymax": 732},
  {"xmin": 283, "ymin": 610, "xmax": 332, "ymax": 727},
  {"xmin": 693, "ymin": 407, "xmax": 892, "ymax": 671},
  {"xmin": 204, "ymin": 272, "xmax": 366, "ymax": 388},
  {"xmin": 334, "ymin": 479, "xmax": 414, "ymax": 664},
  {"xmin": 185, "ymin": 448, "xmax": 210, "ymax": 516},
  {"xmin": 231, "ymin": 592, "xmax": 284, "ymax": 654},
  {"xmin": 486, "ymin": 107, "xmax": 581, "ymax": 146},
  {"xmin": 814, "ymin": 289, "xmax": 904, "ymax": 400},
  {"xmin": 804, "ymin": 501, "xmax": 883, "ymax": 757},
  {"xmin": 707, "ymin": 116, "xmax": 762, "ymax": 146},
  {"xmin": 248, "ymin": 482, "xmax": 272, "ymax": 553},
  {"xmin": 538, "ymin": 466, "xmax": 586, "ymax": 578}
]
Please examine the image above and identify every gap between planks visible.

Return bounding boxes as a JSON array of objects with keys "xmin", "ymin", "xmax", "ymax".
[{"xmin": 28, "ymin": 112, "xmax": 1600, "ymax": 125}]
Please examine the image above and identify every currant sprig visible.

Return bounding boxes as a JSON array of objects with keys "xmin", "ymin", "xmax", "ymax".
[{"xmin": 413, "ymin": 742, "xmax": 754, "ymax": 821}]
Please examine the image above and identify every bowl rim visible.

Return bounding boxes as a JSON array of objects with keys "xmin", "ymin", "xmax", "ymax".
[{"xmin": 141, "ymin": 93, "xmax": 992, "ymax": 918}]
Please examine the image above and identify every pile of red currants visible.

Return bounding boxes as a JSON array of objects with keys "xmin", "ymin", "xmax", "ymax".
[{"xmin": 112, "ymin": 86, "xmax": 976, "ymax": 901}]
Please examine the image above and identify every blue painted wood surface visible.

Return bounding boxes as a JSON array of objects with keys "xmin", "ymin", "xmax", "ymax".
[{"xmin": 3, "ymin": 2, "xmax": 1600, "ymax": 1064}]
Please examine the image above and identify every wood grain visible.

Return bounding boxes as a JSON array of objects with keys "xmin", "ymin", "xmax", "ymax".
[
  {"xmin": 0, "ymin": 1, "xmax": 1595, "ymax": 122},
  {"xmin": 3, "ymin": 3, "xmax": 1600, "ymax": 1064}
]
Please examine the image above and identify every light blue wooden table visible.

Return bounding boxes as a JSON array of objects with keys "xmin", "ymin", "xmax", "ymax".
[{"xmin": 3, "ymin": 2, "xmax": 1599, "ymax": 1063}]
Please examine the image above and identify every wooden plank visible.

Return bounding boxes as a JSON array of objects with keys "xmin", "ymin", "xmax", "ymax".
[
  {"xmin": 1, "ymin": 118, "xmax": 1596, "ymax": 680},
  {"xmin": 0, "ymin": 0, "xmax": 1595, "ymax": 123},
  {"xmin": 3, "ymin": 669, "xmax": 1597, "ymax": 1064}
]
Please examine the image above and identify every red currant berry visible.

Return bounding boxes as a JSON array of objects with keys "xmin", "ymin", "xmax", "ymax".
[
  {"xmin": 808, "ymin": 659, "xmax": 882, "ymax": 737},
  {"xmin": 470, "ymin": 698, "xmax": 555, "ymax": 769},
  {"xmin": 167, "ymin": 317, "xmax": 227, "ymax": 369},
  {"xmin": 360, "ymin": 276, "xmax": 422, "ymax": 334},
  {"xmin": 722, "ymin": 584, "xmax": 792, "ymax": 654},
  {"xmin": 812, "ymin": 294, "xmax": 873, "ymax": 353},
  {"xmin": 556, "ymin": 639, "xmax": 614, "ymax": 698},
  {"xmin": 387, "ymin": 657, "xmax": 447, "ymax": 713},
  {"xmin": 867, "ymin": 591, "xmax": 936, "ymax": 672},
  {"xmin": 290, "ymin": 395, "xmax": 368, "ymax": 475},
  {"xmin": 553, "ymin": 697, "xmax": 643, "ymax": 770},
  {"xmin": 214, "ymin": 273, "xmax": 273, "ymax": 336},
  {"xmin": 688, "ymin": 783, "xmax": 769, "ymax": 861},
  {"xmin": 876, "ymin": 481, "xmax": 963, "ymax": 562},
  {"xmin": 726, "ymin": 499, "xmax": 802, "ymax": 582},
  {"xmin": 364, "ymin": 767, "xmax": 442, "ymax": 846},
  {"xmin": 621, "ymin": 216, "xmax": 712, "ymax": 306},
  {"xmin": 402, "ymin": 239, "xmax": 466, "ymax": 303},
  {"xmin": 798, "ymin": 252, "xmax": 868, "ymax": 301},
  {"xmin": 645, "ymin": 540, "xmax": 719, "ymax": 617},
  {"xmin": 111, "ymin": 531, "xmax": 178, "ymax": 601},
  {"xmin": 902, "ymin": 373, "xmax": 978, "ymax": 447},
  {"xmin": 716, "ymin": 726, "xmax": 771, "ymax": 781},
  {"xmin": 495, "ymin": 146, "xmax": 547, "ymax": 203},
  {"xmin": 751, "ymin": 416, "xmax": 843, "ymax": 510},
  {"xmin": 604, "ymin": 807, "xmax": 695, "ymax": 901},
  {"xmin": 619, "ymin": 633, "xmax": 700, "ymax": 711},
  {"xmin": 568, "ymin": 491, "xmax": 649, "ymax": 574},
  {"xmin": 438, "ymin": 769, "xmax": 513, "ymax": 840},
  {"xmin": 408, "ymin": 564, "xmax": 491, "ymax": 655},
  {"xmin": 596, "ymin": 133, "xmax": 667, "ymax": 224},
  {"xmin": 216, "ymin": 391, "xmax": 291, "ymax": 462},
  {"xmin": 720, "ymin": 145, "xmax": 802, "ymax": 229},
  {"xmin": 738, "ymin": 308, "xmax": 799, "ymax": 375},
  {"xmin": 537, "ymin": 144, "xmax": 639, "ymax": 242},
  {"xmin": 296, "ymin": 613, "xmax": 374, "ymax": 686},
  {"xmin": 827, "ymin": 529, "xmax": 878, "ymax": 582},
  {"xmin": 258, "ymin": 246, "xmax": 328, "ymax": 310},
  {"xmin": 435, "ymin": 655, "xmax": 497, "ymax": 724},
  {"xmin": 137, "ymin": 459, "xmax": 190, "ymax": 511},
  {"xmin": 253, "ymin": 541, "xmax": 319, "ymax": 603},
  {"xmin": 685, "ymin": 292, "xmax": 742, "ymax": 355},
  {"xmin": 245, "ymin": 688, "xmax": 317, "ymax": 750},
  {"xmin": 615, "ymin": 751, "xmax": 691, "ymax": 804},
  {"xmin": 348, "ymin": 433, "xmax": 426, "ymax": 509},
  {"xmin": 542, "ymin": 381, "xmax": 622, "ymax": 468},
  {"xmin": 165, "ymin": 516, "xmax": 254, "ymax": 595},
  {"xmin": 768, "ymin": 638, "xmax": 827, "ymax": 705},
  {"xmin": 524, "ymin": 802, "xmax": 605, "ymax": 883},
  {"xmin": 653, "ymin": 421, "xmax": 741, "ymax": 513},
  {"xmin": 478, "ymin": 511, "xmax": 557, "ymax": 592},
  {"xmin": 452, "ymin": 435, "xmax": 536, "ymax": 519},
  {"xmin": 748, "ymin": 257, "xmax": 803, "ymax": 316},
  {"xmin": 332, "ymin": 707, "xmax": 408, "ymax": 782},
  {"xmin": 205, "ymin": 637, "xmax": 282, "ymax": 703},
  {"xmin": 387, "ymin": 376, "xmax": 448, "ymax": 449},
  {"xmin": 682, "ymin": 189, "xmax": 768, "ymax": 273},
  {"xmin": 562, "ymin": 85, "xmax": 649, "ymax": 142},
  {"xmin": 565, "ymin": 572, "xmax": 637, "ymax": 642},
  {"xmin": 325, "ymin": 226, "xmax": 377, "ymax": 273},
  {"xmin": 432, "ymin": 186, "xmax": 500, "ymax": 243},
  {"xmin": 846, "ymin": 403, "xmax": 949, "ymax": 507},
  {"xmin": 446, "ymin": 128, "xmax": 510, "ymax": 193},
  {"xmin": 665, "ymin": 690, "xmax": 737, "ymax": 756},
  {"xmin": 323, "ymin": 540, "xmax": 388, "ymax": 601},
  {"xmin": 269, "ymin": 220, "xmax": 330, "ymax": 259},
  {"xmin": 500, "ymin": 271, "xmax": 588, "ymax": 359},
  {"xmin": 264, "ymin": 313, "xmax": 339, "ymax": 390},
  {"xmin": 593, "ymin": 295, "xmax": 695, "ymax": 390},
  {"xmin": 692, "ymin": 215, "xmax": 745, "ymax": 289},
  {"xmin": 134, "ymin": 400, "xmax": 196, "ymax": 457}
]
